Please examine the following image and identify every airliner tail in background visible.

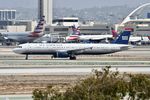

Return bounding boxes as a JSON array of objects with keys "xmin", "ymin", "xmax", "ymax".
[
  {"xmin": 112, "ymin": 31, "xmax": 131, "ymax": 44},
  {"xmin": 70, "ymin": 25, "xmax": 81, "ymax": 35},
  {"xmin": 0, "ymin": 16, "xmax": 45, "ymax": 44},
  {"xmin": 148, "ymin": 36, "xmax": 150, "ymax": 40},
  {"xmin": 30, "ymin": 16, "xmax": 45, "ymax": 37},
  {"xmin": 111, "ymin": 27, "xmax": 118, "ymax": 38}
]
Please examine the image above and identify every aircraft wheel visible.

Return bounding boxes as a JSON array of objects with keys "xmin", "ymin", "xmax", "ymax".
[
  {"xmin": 51, "ymin": 55, "xmax": 54, "ymax": 59},
  {"xmin": 70, "ymin": 56, "xmax": 76, "ymax": 60},
  {"xmin": 25, "ymin": 54, "xmax": 28, "ymax": 60}
]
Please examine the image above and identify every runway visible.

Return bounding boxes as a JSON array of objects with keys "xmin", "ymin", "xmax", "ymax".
[
  {"xmin": 0, "ymin": 46, "xmax": 150, "ymax": 68},
  {"xmin": 0, "ymin": 67, "xmax": 150, "ymax": 75},
  {"xmin": 0, "ymin": 46, "xmax": 150, "ymax": 73},
  {"xmin": 0, "ymin": 45, "xmax": 150, "ymax": 94}
]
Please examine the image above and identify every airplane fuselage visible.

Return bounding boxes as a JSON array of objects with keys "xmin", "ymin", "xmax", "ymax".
[
  {"xmin": 0, "ymin": 16, "xmax": 45, "ymax": 44},
  {"xmin": 13, "ymin": 43, "xmax": 129, "ymax": 56},
  {"xmin": 66, "ymin": 35, "xmax": 113, "ymax": 41},
  {"xmin": 13, "ymin": 30, "xmax": 131, "ymax": 60},
  {"xmin": 1, "ymin": 32, "xmax": 43, "ymax": 43},
  {"xmin": 79, "ymin": 35, "xmax": 113, "ymax": 40}
]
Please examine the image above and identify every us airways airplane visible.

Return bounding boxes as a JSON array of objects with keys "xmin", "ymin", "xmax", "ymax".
[
  {"xmin": 13, "ymin": 31, "xmax": 131, "ymax": 60},
  {"xmin": 0, "ymin": 16, "xmax": 45, "ymax": 44}
]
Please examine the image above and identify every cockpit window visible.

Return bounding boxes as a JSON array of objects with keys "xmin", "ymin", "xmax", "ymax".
[{"xmin": 17, "ymin": 46, "xmax": 22, "ymax": 48}]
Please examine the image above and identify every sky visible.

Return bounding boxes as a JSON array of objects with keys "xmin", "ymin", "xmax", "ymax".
[{"xmin": 0, "ymin": 0, "xmax": 149, "ymax": 9}]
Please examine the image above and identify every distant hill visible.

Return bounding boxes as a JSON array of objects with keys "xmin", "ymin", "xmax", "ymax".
[
  {"xmin": 0, "ymin": 0, "xmax": 149, "ymax": 9},
  {"xmin": 13, "ymin": 6, "xmax": 135, "ymax": 24},
  {"xmin": 0, "ymin": 6, "xmax": 135, "ymax": 23}
]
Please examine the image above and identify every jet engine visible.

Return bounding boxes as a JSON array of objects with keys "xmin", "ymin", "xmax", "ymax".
[{"xmin": 53, "ymin": 51, "xmax": 70, "ymax": 58}]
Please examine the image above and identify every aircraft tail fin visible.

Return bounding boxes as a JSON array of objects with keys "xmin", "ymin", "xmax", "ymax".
[
  {"xmin": 111, "ymin": 27, "xmax": 118, "ymax": 38},
  {"xmin": 148, "ymin": 36, "xmax": 150, "ymax": 40},
  {"xmin": 66, "ymin": 25, "xmax": 80, "ymax": 41},
  {"xmin": 33, "ymin": 16, "xmax": 45, "ymax": 34},
  {"xmin": 112, "ymin": 31, "xmax": 131, "ymax": 44},
  {"xmin": 69, "ymin": 25, "xmax": 81, "ymax": 35}
]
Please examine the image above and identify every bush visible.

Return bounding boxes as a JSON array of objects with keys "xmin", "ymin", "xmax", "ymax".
[{"xmin": 32, "ymin": 66, "xmax": 150, "ymax": 100}]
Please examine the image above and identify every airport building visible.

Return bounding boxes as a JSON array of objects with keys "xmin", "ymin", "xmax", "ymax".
[
  {"xmin": 116, "ymin": 19, "xmax": 150, "ymax": 36},
  {"xmin": 0, "ymin": 10, "xmax": 16, "ymax": 21},
  {"xmin": 45, "ymin": 23, "xmax": 111, "ymax": 38},
  {"xmin": 53, "ymin": 17, "xmax": 79, "ymax": 26},
  {"xmin": 37, "ymin": 0, "xmax": 112, "ymax": 38},
  {"xmin": 116, "ymin": 3, "xmax": 150, "ymax": 36},
  {"xmin": 0, "ymin": 9, "xmax": 37, "ymax": 32},
  {"xmin": 38, "ymin": 0, "xmax": 52, "ymax": 25},
  {"xmin": 51, "ymin": 19, "xmax": 108, "ymax": 36},
  {"xmin": 0, "ymin": 20, "xmax": 37, "ymax": 32},
  {"xmin": 43, "ymin": 17, "xmax": 112, "ymax": 42}
]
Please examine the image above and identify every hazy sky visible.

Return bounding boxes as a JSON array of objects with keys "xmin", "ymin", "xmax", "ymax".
[{"xmin": 0, "ymin": 0, "xmax": 150, "ymax": 9}]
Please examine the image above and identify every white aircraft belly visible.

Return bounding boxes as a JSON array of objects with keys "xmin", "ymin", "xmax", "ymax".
[
  {"xmin": 83, "ymin": 48, "xmax": 118, "ymax": 54},
  {"xmin": 27, "ymin": 48, "xmax": 55, "ymax": 54}
]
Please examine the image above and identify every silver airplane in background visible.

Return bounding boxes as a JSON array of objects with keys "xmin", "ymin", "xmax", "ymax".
[
  {"xmin": 13, "ymin": 31, "xmax": 131, "ymax": 60},
  {"xmin": 66, "ymin": 25, "xmax": 117, "ymax": 43},
  {"xmin": 0, "ymin": 16, "xmax": 45, "ymax": 44}
]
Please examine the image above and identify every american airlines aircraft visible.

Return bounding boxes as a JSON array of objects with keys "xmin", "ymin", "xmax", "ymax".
[
  {"xmin": 66, "ymin": 26, "xmax": 117, "ymax": 43},
  {"xmin": 0, "ymin": 16, "xmax": 45, "ymax": 44},
  {"xmin": 13, "ymin": 31, "xmax": 131, "ymax": 60}
]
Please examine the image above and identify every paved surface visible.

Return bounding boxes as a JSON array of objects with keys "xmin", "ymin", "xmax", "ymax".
[
  {"xmin": 0, "ymin": 95, "xmax": 32, "ymax": 100},
  {"xmin": 0, "ymin": 45, "xmax": 150, "ymax": 95}
]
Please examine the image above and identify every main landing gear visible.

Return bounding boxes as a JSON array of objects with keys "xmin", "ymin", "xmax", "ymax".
[
  {"xmin": 25, "ymin": 54, "xmax": 28, "ymax": 60},
  {"xmin": 69, "ymin": 55, "xmax": 76, "ymax": 60},
  {"xmin": 51, "ymin": 55, "xmax": 54, "ymax": 59},
  {"xmin": 51, "ymin": 55, "xmax": 76, "ymax": 60}
]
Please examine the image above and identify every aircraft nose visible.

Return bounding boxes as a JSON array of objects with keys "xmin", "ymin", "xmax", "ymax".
[{"xmin": 13, "ymin": 48, "xmax": 23, "ymax": 54}]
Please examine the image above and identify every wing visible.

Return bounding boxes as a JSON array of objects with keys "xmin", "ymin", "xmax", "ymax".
[{"xmin": 67, "ymin": 47, "xmax": 93, "ymax": 54}]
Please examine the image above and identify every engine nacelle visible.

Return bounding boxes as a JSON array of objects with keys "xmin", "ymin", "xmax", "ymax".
[{"xmin": 53, "ymin": 51, "xmax": 70, "ymax": 58}]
